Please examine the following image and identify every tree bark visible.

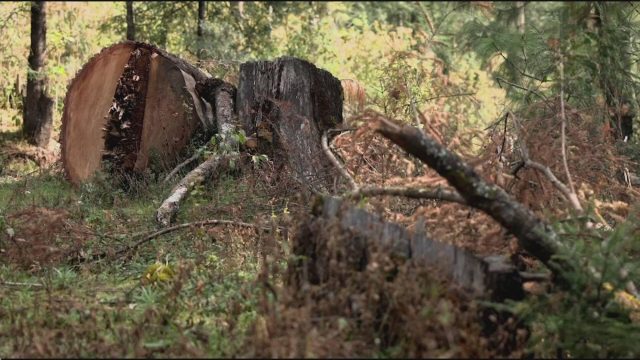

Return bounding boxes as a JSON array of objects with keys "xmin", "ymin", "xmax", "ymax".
[
  {"xmin": 126, "ymin": 1, "xmax": 135, "ymax": 41},
  {"xmin": 291, "ymin": 196, "xmax": 524, "ymax": 301},
  {"xmin": 236, "ymin": 56, "xmax": 344, "ymax": 192},
  {"xmin": 23, "ymin": 1, "xmax": 53, "ymax": 148},
  {"xmin": 374, "ymin": 117, "xmax": 575, "ymax": 286}
]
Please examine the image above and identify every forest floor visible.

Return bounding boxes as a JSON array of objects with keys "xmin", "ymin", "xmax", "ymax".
[
  {"xmin": 2, "ymin": 107, "xmax": 640, "ymax": 357},
  {"xmin": 0, "ymin": 119, "xmax": 509, "ymax": 357}
]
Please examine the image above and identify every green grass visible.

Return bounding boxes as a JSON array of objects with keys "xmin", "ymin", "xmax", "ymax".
[{"xmin": 0, "ymin": 165, "xmax": 266, "ymax": 357}]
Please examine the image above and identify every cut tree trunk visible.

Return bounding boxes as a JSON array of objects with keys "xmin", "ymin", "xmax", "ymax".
[
  {"xmin": 23, "ymin": 1, "xmax": 53, "ymax": 148},
  {"xmin": 236, "ymin": 56, "xmax": 344, "ymax": 191},
  {"xmin": 291, "ymin": 196, "xmax": 524, "ymax": 301},
  {"xmin": 61, "ymin": 41, "xmax": 218, "ymax": 183}
]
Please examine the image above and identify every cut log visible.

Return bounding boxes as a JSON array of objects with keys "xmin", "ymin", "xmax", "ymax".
[
  {"xmin": 291, "ymin": 196, "xmax": 524, "ymax": 301},
  {"xmin": 236, "ymin": 56, "xmax": 344, "ymax": 191},
  {"xmin": 61, "ymin": 41, "xmax": 216, "ymax": 183}
]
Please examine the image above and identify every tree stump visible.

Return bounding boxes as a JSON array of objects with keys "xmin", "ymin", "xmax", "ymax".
[
  {"xmin": 61, "ymin": 41, "xmax": 217, "ymax": 183},
  {"xmin": 236, "ymin": 56, "xmax": 344, "ymax": 191},
  {"xmin": 291, "ymin": 196, "xmax": 525, "ymax": 302}
]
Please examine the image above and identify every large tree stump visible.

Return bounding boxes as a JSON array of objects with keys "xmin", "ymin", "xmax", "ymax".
[
  {"xmin": 236, "ymin": 56, "xmax": 344, "ymax": 191},
  {"xmin": 61, "ymin": 41, "xmax": 217, "ymax": 183}
]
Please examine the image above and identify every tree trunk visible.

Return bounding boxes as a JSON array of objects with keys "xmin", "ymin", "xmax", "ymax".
[
  {"xmin": 126, "ymin": 1, "xmax": 135, "ymax": 41},
  {"xmin": 197, "ymin": 0, "xmax": 205, "ymax": 59},
  {"xmin": 23, "ymin": 1, "xmax": 53, "ymax": 148},
  {"xmin": 290, "ymin": 196, "xmax": 525, "ymax": 301},
  {"xmin": 61, "ymin": 42, "xmax": 218, "ymax": 183},
  {"xmin": 236, "ymin": 56, "xmax": 344, "ymax": 192},
  {"xmin": 593, "ymin": 2, "xmax": 635, "ymax": 141},
  {"xmin": 516, "ymin": 1, "xmax": 525, "ymax": 34}
]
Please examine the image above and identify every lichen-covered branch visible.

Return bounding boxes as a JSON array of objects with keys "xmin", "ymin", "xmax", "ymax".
[
  {"xmin": 374, "ymin": 116, "xmax": 575, "ymax": 285},
  {"xmin": 155, "ymin": 153, "xmax": 238, "ymax": 227}
]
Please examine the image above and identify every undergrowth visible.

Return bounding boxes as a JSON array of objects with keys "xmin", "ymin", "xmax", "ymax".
[{"xmin": 0, "ymin": 163, "xmax": 268, "ymax": 357}]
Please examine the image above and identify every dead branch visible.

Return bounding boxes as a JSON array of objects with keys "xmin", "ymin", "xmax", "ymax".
[
  {"xmin": 558, "ymin": 53, "xmax": 580, "ymax": 208},
  {"xmin": 322, "ymin": 131, "xmax": 358, "ymax": 191},
  {"xmin": 510, "ymin": 112, "xmax": 583, "ymax": 212},
  {"xmin": 374, "ymin": 115, "xmax": 576, "ymax": 286},
  {"xmin": 156, "ymin": 153, "xmax": 238, "ymax": 227},
  {"xmin": 156, "ymin": 79, "xmax": 238, "ymax": 227},
  {"xmin": 0, "ymin": 281, "xmax": 44, "ymax": 287},
  {"xmin": 87, "ymin": 218, "xmax": 280, "ymax": 261},
  {"xmin": 162, "ymin": 146, "xmax": 206, "ymax": 184},
  {"xmin": 523, "ymin": 159, "xmax": 583, "ymax": 212},
  {"xmin": 346, "ymin": 185, "xmax": 466, "ymax": 204}
]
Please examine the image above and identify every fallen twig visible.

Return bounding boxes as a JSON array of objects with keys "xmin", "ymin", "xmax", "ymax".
[
  {"xmin": 163, "ymin": 146, "xmax": 206, "ymax": 184},
  {"xmin": 322, "ymin": 131, "xmax": 358, "ymax": 191},
  {"xmin": 346, "ymin": 185, "xmax": 466, "ymax": 204},
  {"xmin": 557, "ymin": 51, "xmax": 581, "ymax": 210},
  {"xmin": 87, "ymin": 219, "xmax": 282, "ymax": 261},
  {"xmin": 510, "ymin": 112, "xmax": 583, "ymax": 212},
  {"xmin": 0, "ymin": 281, "xmax": 44, "ymax": 288},
  {"xmin": 156, "ymin": 79, "xmax": 238, "ymax": 227}
]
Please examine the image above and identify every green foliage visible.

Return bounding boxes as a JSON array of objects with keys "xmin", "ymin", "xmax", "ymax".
[{"xmin": 511, "ymin": 217, "xmax": 640, "ymax": 357}]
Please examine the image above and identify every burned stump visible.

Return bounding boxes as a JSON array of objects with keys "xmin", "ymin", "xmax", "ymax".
[
  {"xmin": 237, "ymin": 56, "xmax": 344, "ymax": 191},
  {"xmin": 61, "ymin": 41, "xmax": 218, "ymax": 183}
]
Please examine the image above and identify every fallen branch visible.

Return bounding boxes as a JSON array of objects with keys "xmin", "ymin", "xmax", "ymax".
[
  {"xmin": 156, "ymin": 153, "xmax": 238, "ymax": 227},
  {"xmin": 510, "ymin": 112, "xmax": 583, "ymax": 212},
  {"xmin": 346, "ymin": 185, "xmax": 466, "ymax": 204},
  {"xmin": 523, "ymin": 159, "xmax": 583, "ymax": 212},
  {"xmin": 0, "ymin": 281, "xmax": 44, "ymax": 288},
  {"xmin": 156, "ymin": 78, "xmax": 238, "ymax": 227},
  {"xmin": 162, "ymin": 146, "xmax": 206, "ymax": 184},
  {"xmin": 557, "ymin": 52, "xmax": 580, "ymax": 210},
  {"xmin": 87, "ymin": 219, "xmax": 281, "ymax": 261},
  {"xmin": 322, "ymin": 131, "xmax": 358, "ymax": 191},
  {"xmin": 374, "ymin": 115, "xmax": 575, "ymax": 286}
]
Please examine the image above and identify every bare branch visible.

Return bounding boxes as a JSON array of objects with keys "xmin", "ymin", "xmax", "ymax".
[
  {"xmin": 87, "ymin": 219, "xmax": 281, "ymax": 262},
  {"xmin": 0, "ymin": 281, "xmax": 43, "ymax": 288},
  {"xmin": 347, "ymin": 185, "xmax": 466, "ymax": 205},
  {"xmin": 322, "ymin": 131, "xmax": 358, "ymax": 191},
  {"xmin": 557, "ymin": 51, "xmax": 580, "ymax": 208},
  {"xmin": 523, "ymin": 159, "xmax": 583, "ymax": 211},
  {"xmin": 156, "ymin": 153, "xmax": 238, "ymax": 227},
  {"xmin": 163, "ymin": 146, "xmax": 206, "ymax": 184}
]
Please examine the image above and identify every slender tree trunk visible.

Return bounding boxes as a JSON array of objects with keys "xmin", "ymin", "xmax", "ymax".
[
  {"xmin": 593, "ymin": 2, "xmax": 634, "ymax": 141},
  {"xmin": 197, "ymin": 0, "xmax": 205, "ymax": 59},
  {"xmin": 126, "ymin": 1, "xmax": 135, "ymax": 41},
  {"xmin": 23, "ymin": 1, "xmax": 53, "ymax": 148},
  {"xmin": 516, "ymin": 1, "xmax": 525, "ymax": 34}
]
